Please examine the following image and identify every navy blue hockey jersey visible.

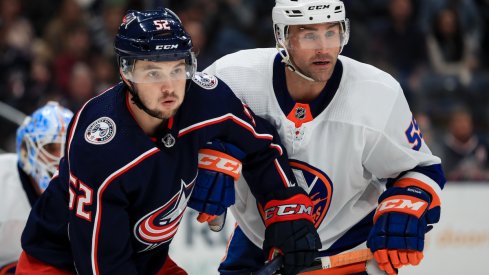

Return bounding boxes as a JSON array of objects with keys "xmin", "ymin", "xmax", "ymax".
[{"xmin": 21, "ymin": 73, "xmax": 293, "ymax": 274}]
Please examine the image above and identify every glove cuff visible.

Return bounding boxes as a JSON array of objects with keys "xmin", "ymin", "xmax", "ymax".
[
  {"xmin": 263, "ymin": 194, "xmax": 314, "ymax": 227},
  {"xmin": 198, "ymin": 149, "xmax": 242, "ymax": 180}
]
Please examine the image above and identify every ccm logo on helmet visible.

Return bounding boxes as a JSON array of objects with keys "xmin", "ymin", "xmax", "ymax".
[
  {"xmin": 156, "ymin": 44, "xmax": 178, "ymax": 50},
  {"xmin": 308, "ymin": 5, "xmax": 330, "ymax": 10},
  {"xmin": 265, "ymin": 204, "xmax": 312, "ymax": 220}
]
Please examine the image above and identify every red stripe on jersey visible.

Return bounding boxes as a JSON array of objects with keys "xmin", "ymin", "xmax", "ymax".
[
  {"xmin": 269, "ymin": 143, "xmax": 283, "ymax": 156},
  {"xmin": 178, "ymin": 114, "xmax": 273, "ymax": 140},
  {"xmin": 91, "ymin": 147, "xmax": 160, "ymax": 275},
  {"xmin": 274, "ymin": 159, "xmax": 290, "ymax": 187},
  {"xmin": 178, "ymin": 113, "xmax": 284, "ymax": 155}
]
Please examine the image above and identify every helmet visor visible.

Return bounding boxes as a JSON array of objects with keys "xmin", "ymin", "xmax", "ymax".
[
  {"xmin": 120, "ymin": 52, "xmax": 196, "ymax": 83},
  {"xmin": 285, "ymin": 22, "xmax": 347, "ymax": 50}
]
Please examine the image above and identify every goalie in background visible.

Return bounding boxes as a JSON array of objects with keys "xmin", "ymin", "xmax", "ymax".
[{"xmin": 0, "ymin": 101, "xmax": 73, "ymax": 274}]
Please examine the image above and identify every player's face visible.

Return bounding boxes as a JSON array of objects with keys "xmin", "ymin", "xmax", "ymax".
[
  {"xmin": 132, "ymin": 60, "xmax": 187, "ymax": 119},
  {"xmin": 286, "ymin": 23, "xmax": 342, "ymax": 82}
]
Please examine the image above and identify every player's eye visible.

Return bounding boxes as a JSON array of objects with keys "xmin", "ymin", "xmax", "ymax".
[
  {"xmin": 147, "ymin": 70, "xmax": 161, "ymax": 79},
  {"xmin": 325, "ymin": 30, "xmax": 338, "ymax": 39},
  {"xmin": 303, "ymin": 33, "xmax": 318, "ymax": 40},
  {"xmin": 170, "ymin": 66, "xmax": 185, "ymax": 79}
]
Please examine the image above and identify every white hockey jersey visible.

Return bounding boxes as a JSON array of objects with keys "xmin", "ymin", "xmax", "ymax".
[
  {"xmin": 204, "ymin": 48, "xmax": 444, "ymax": 254},
  {"xmin": 0, "ymin": 153, "xmax": 31, "ymax": 268}
]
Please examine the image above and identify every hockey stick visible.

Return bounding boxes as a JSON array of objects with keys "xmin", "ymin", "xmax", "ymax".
[
  {"xmin": 253, "ymin": 256, "xmax": 283, "ymax": 275},
  {"xmin": 253, "ymin": 248, "xmax": 373, "ymax": 275}
]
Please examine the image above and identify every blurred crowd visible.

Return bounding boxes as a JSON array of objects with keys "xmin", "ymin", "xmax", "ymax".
[{"xmin": 1, "ymin": 0, "xmax": 488, "ymax": 181}]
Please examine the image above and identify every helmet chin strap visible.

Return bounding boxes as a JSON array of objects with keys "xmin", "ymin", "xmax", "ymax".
[
  {"xmin": 122, "ymin": 75, "xmax": 192, "ymax": 120},
  {"xmin": 123, "ymin": 77, "xmax": 164, "ymax": 120},
  {"xmin": 276, "ymin": 44, "xmax": 316, "ymax": 82}
]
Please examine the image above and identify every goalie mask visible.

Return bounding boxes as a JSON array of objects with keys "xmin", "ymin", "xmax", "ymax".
[
  {"xmin": 272, "ymin": 0, "xmax": 350, "ymax": 81},
  {"xmin": 16, "ymin": 102, "xmax": 73, "ymax": 192}
]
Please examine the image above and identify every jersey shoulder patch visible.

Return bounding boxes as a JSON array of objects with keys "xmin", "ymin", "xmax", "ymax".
[
  {"xmin": 192, "ymin": 72, "xmax": 218, "ymax": 90},
  {"xmin": 84, "ymin": 116, "xmax": 117, "ymax": 145}
]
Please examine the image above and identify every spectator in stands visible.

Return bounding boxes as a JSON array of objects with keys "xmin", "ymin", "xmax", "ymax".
[
  {"xmin": 89, "ymin": 0, "xmax": 127, "ymax": 58},
  {"xmin": 369, "ymin": 0, "xmax": 428, "ymax": 103},
  {"xmin": 64, "ymin": 62, "xmax": 95, "ymax": 111},
  {"xmin": 43, "ymin": 0, "xmax": 86, "ymax": 54},
  {"xmin": 426, "ymin": 6, "xmax": 479, "ymax": 86},
  {"xmin": 440, "ymin": 108, "xmax": 489, "ymax": 181},
  {"xmin": 418, "ymin": 0, "xmax": 482, "ymax": 41},
  {"xmin": 53, "ymin": 23, "xmax": 92, "ymax": 93}
]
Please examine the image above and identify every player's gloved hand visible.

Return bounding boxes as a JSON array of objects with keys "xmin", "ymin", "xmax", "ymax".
[
  {"xmin": 367, "ymin": 186, "xmax": 439, "ymax": 275},
  {"xmin": 187, "ymin": 140, "xmax": 245, "ymax": 229},
  {"xmin": 262, "ymin": 188, "xmax": 322, "ymax": 275}
]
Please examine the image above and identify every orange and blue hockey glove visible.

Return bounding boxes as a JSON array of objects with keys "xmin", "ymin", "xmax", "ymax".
[
  {"xmin": 367, "ymin": 186, "xmax": 439, "ymax": 275},
  {"xmin": 187, "ymin": 140, "xmax": 244, "ymax": 229}
]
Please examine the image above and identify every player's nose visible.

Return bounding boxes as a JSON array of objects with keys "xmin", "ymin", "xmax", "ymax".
[{"xmin": 159, "ymin": 79, "xmax": 174, "ymax": 93}]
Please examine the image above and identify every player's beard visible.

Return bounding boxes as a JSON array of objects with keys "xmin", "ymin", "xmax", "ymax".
[{"xmin": 143, "ymin": 93, "xmax": 180, "ymax": 120}]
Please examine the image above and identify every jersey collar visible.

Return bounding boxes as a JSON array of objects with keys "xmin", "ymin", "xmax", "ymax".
[{"xmin": 272, "ymin": 51, "xmax": 343, "ymax": 126}]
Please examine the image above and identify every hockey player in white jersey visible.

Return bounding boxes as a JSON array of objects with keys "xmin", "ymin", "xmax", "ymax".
[
  {"xmin": 187, "ymin": 0, "xmax": 446, "ymax": 274},
  {"xmin": 0, "ymin": 102, "xmax": 73, "ymax": 273}
]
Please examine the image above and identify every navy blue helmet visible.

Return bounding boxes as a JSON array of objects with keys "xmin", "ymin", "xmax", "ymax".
[{"xmin": 114, "ymin": 8, "xmax": 196, "ymax": 81}]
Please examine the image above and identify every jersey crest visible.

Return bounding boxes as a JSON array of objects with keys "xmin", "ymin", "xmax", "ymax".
[
  {"xmin": 289, "ymin": 160, "xmax": 333, "ymax": 228},
  {"xmin": 134, "ymin": 177, "xmax": 195, "ymax": 252},
  {"xmin": 84, "ymin": 117, "xmax": 116, "ymax": 145},
  {"xmin": 192, "ymin": 72, "xmax": 218, "ymax": 90}
]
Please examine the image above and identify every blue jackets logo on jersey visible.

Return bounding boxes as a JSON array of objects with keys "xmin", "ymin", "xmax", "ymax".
[
  {"xmin": 289, "ymin": 160, "xmax": 333, "ymax": 228},
  {"xmin": 85, "ymin": 117, "xmax": 116, "ymax": 145},
  {"xmin": 134, "ymin": 178, "xmax": 195, "ymax": 251}
]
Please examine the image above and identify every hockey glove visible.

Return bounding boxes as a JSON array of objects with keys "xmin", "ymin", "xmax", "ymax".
[
  {"xmin": 188, "ymin": 140, "xmax": 245, "ymax": 227},
  {"xmin": 367, "ymin": 186, "xmax": 439, "ymax": 275},
  {"xmin": 262, "ymin": 188, "xmax": 322, "ymax": 275}
]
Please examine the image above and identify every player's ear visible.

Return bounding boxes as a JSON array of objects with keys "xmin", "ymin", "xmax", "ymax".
[{"xmin": 119, "ymin": 68, "xmax": 131, "ymax": 86}]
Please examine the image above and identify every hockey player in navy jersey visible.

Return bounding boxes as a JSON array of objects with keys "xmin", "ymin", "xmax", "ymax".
[
  {"xmin": 0, "ymin": 102, "xmax": 73, "ymax": 274},
  {"xmin": 188, "ymin": 0, "xmax": 446, "ymax": 274},
  {"xmin": 17, "ymin": 8, "xmax": 321, "ymax": 275}
]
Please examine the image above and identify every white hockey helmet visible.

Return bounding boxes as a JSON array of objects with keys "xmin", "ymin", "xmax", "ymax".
[
  {"xmin": 16, "ymin": 101, "xmax": 73, "ymax": 192},
  {"xmin": 272, "ymin": 0, "xmax": 350, "ymax": 80}
]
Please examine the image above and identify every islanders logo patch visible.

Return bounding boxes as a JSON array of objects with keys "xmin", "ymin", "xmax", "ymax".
[
  {"xmin": 192, "ymin": 72, "xmax": 218, "ymax": 90},
  {"xmin": 289, "ymin": 160, "xmax": 333, "ymax": 228},
  {"xmin": 85, "ymin": 117, "xmax": 116, "ymax": 145}
]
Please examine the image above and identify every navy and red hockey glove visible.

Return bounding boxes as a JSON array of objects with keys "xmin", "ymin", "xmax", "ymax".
[
  {"xmin": 367, "ymin": 186, "xmax": 440, "ymax": 275},
  {"xmin": 262, "ymin": 188, "xmax": 322, "ymax": 275},
  {"xmin": 187, "ymin": 140, "xmax": 245, "ymax": 228}
]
